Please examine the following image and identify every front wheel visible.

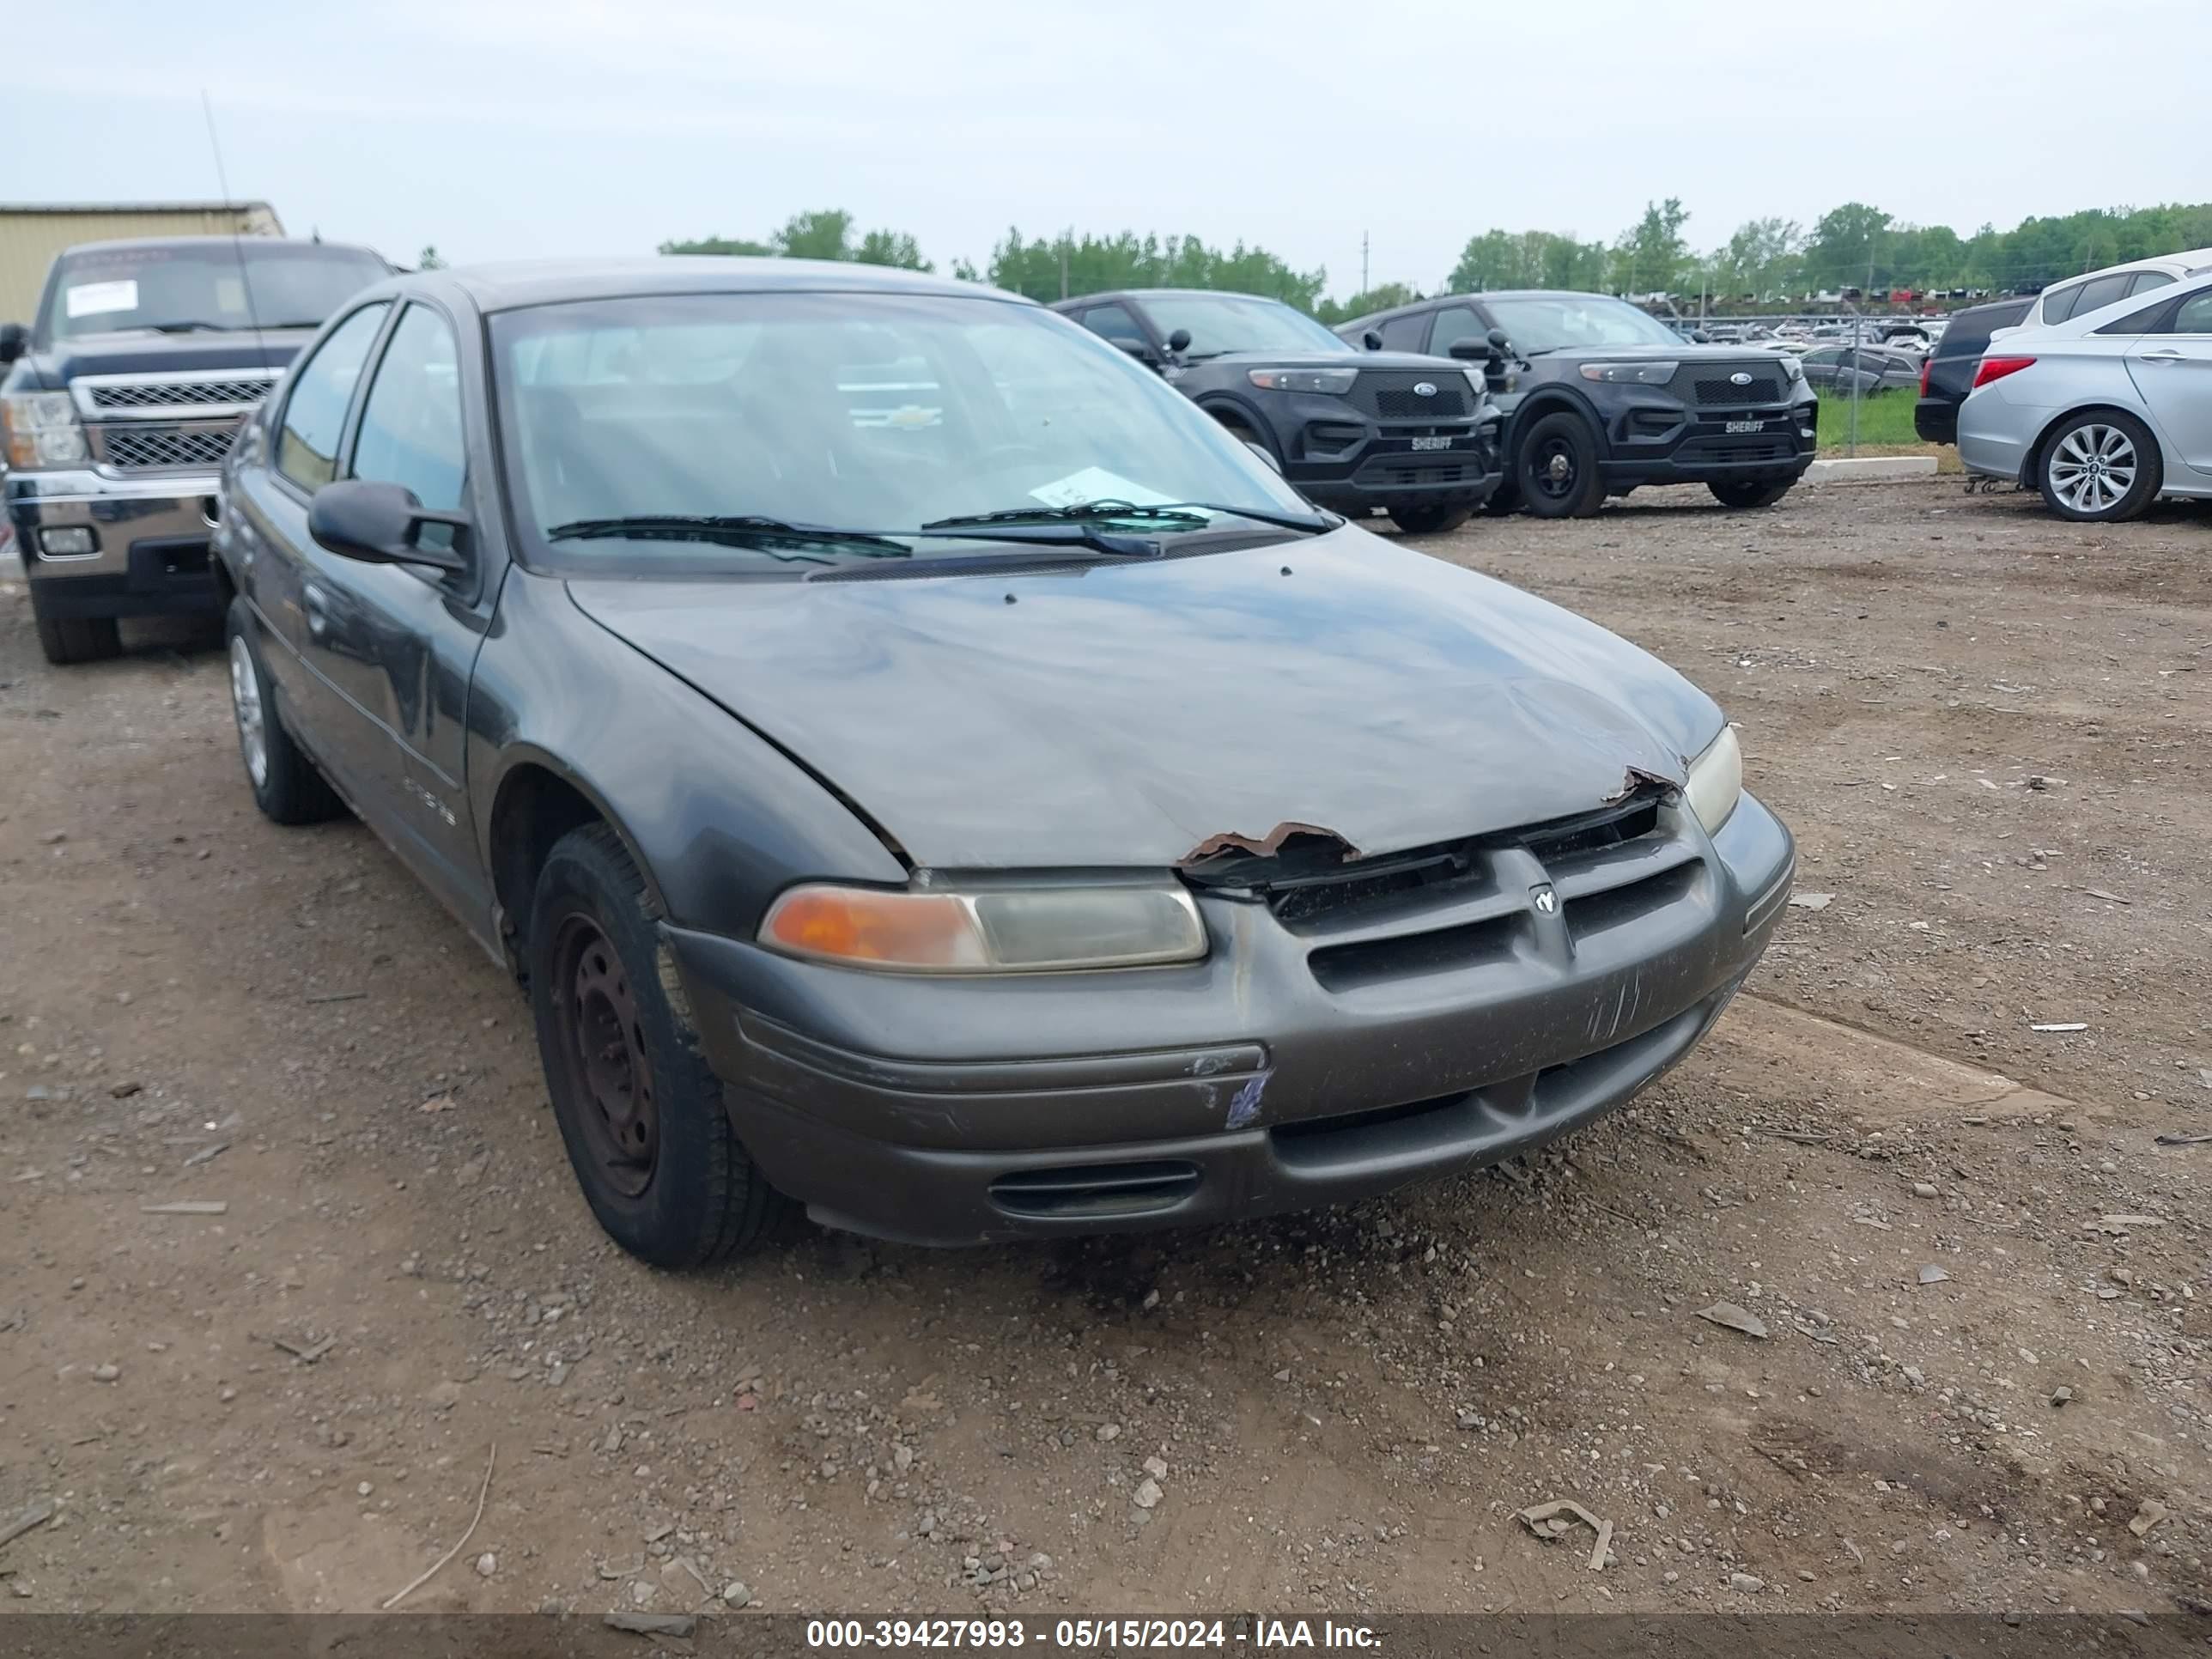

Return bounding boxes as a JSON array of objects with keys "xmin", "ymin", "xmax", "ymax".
[
  {"xmin": 2038, "ymin": 411, "xmax": 2160, "ymax": 522},
  {"xmin": 224, "ymin": 597, "xmax": 343, "ymax": 824},
  {"xmin": 1516, "ymin": 412, "xmax": 1605, "ymax": 518},
  {"xmin": 1709, "ymin": 477, "xmax": 1796, "ymax": 510},
  {"xmin": 528, "ymin": 823, "xmax": 787, "ymax": 1269},
  {"xmin": 1388, "ymin": 502, "xmax": 1474, "ymax": 536}
]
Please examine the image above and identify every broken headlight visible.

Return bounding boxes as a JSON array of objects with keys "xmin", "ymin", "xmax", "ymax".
[
  {"xmin": 758, "ymin": 880, "xmax": 1206, "ymax": 973},
  {"xmin": 1685, "ymin": 724, "xmax": 1743, "ymax": 836}
]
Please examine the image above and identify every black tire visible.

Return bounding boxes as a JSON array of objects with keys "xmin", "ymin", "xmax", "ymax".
[
  {"xmin": 2036, "ymin": 410, "xmax": 2161, "ymax": 523},
  {"xmin": 528, "ymin": 823, "xmax": 787, "ymax": 1269},
  {"xmin": 1709, "ymin": 477, "xmax": 1796, "ymax": 510},
  {"xmin": 223, "ymin": 597, "xmax": 345, "ymax": 825},
  {"xmin": 30, "ymin": 594, "xmax": 121, "ymax": 665},
  {"xmin": 1516, "ymin": 411, "xmax": 1605, "ymax": 519},
  {"xmin": 1388, "ymin": 502, "xmax": 1474, "ymax": 536},
  {"xmin": 1480, "ymin": 480, "xmax": 1524, "ymax": 516}
]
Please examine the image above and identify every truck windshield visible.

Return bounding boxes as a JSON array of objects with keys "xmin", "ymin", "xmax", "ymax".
[
  {"xmin": 44, "ymin": 244, "xmax": 390, "ymax": 343},
  {"xmin": 1481, "ymin": 295, "xmax": 1686, "ymax": 354}
]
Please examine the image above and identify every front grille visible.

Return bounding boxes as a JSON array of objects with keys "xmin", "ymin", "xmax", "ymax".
[
  {"xmin": 1682, "ymin": 364, "xmax": 1787, "ymax": 404},
  {"xmin": 1353, "ymin": 372, "xmax": 1471, "ymax": 421},
  {"xmin": 1197, "ymin": 791, "xmax": 1705, "ymax": 993},
  {"xmin": 1358, "ymin": 461, "xmax": 1480, "ymax": 487},
  {"xmin": 80, "ymin": 374, "xmax": 277, "ymax": 416},
  {"xmin": 99, "ymin": 423, "xmax": 240, "ymax": 471}
]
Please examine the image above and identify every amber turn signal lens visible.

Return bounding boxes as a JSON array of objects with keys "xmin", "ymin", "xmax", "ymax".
[
  {"xmin": 759, "ymin": 886, "xmax": 987, "ymax": 969},
  {"xmin": 757, "ymin": 883, "xmax": 1208, "ymax": 973}
]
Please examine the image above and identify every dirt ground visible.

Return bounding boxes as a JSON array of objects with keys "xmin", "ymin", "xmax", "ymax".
[{"xmin": 1, "ymin": 478, "xmax": 2207, "ymax": 1622}]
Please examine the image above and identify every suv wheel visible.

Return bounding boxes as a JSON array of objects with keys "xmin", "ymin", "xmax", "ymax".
[
  {"xmin": 224, "ymin": 598, "xmax": 344, "ymax": 824},
  {"xmin": 2038, "ymin": 411, "xmax": 2160, "ymax": 523},
  {"xmin": 30, "ymin": 592, "xmax": 121, "ymax": 665},
  {"xmin": 528, "ymin": 823, "xmax": 788, "ymax": 1269},
  {"xmin": 1516, "ymin": 412, "xmax": 1605, "ymax": 518},
  {"xmin": 1709, "ymin": 478, "xmax": 1796, "ymax": 510},
  {"xmin": 1388, "ymin": 502, "xmax": 1473, "ymax": 536}
]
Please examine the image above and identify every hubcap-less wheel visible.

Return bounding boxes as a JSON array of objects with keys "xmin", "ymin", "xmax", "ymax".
[
  {"xmin": 2048, "ymin": 423, "xmax": 2136, "ymax": 514},
  {"xmin": 551, "ymin": 914, "xmax": 658, "ymax": 1198},
  {"xmin": 1531, "ymin": 438, "xmax": 1578, "ymax": 500},
  {"xmin": 228, "ymin": 635, "xmax": 269, "ymax": 789}
]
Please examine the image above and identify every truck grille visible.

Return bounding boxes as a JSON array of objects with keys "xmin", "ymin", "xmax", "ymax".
[
  {"xmin": 1679, "ymin": 364, "xmax": 1788, "ymax": 404},
  {"xmin": 98, "ymin": 423, "xmax": 240, "ymax": 472},
  {"xmin": 1354, "ymin": 372, "xmax": 1472, "ymax": 421},
  {"xmin": 73, "ymin": 370, "xmax": 279, "ymax": 420}
]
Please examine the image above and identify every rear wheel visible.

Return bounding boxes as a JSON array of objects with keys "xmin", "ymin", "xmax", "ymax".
[
  {"xmin": 1709, "ymin": 477, "xmax": 1796, "ymax": 510},
  {"xmin": 1388, "ymin": 502, "xmax": 1474, "ymax": 535},
  {"xmin": 224, "ymin": 597, "xmax": 344, "ymax": 824},
  {"xmin": 2037, "ymin": 410, "xmax": 2160, "ymax": 522},
  {"xmin": 529, "ymin": 823, "xmax": 787, "ymax": 1269},
  {"xmin": 30, "ymin": 592, "xmax": 121, "ymax": 665},
  {"xmin": 1516, "ymin": 412, "xmax": 1605, "ymax": 519}
]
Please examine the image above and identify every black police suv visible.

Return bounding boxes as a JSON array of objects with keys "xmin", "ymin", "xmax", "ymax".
[
  {"xmin": 1335, "ymin": 290, "xmax": 1818, "ymax": 517},
  {"xmin": 1051, "ymin": 289, "xmax": 1504, "ymax": 533}
]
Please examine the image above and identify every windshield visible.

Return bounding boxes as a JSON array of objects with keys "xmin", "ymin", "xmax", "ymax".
[
  {"xmin": 1482, "ymin": 295, "xmax": 1685, "ymax": 354},
  {"xmin": 1136, "ymin": 295, "xmax": 1352, "ymax": 359},
  {"xmin": 44, "ymin": 243, "xmax": 390, "ymax": 342},
  {"xmin": 491, "ymin": 292, "xmax": 1315, "ymax": 572}
]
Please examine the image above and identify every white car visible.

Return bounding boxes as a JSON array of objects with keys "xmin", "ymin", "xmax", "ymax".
[
  {"xmin": 1995, "ymin": 246, "xmax": 2212, "ymax": 340},
  {"xmin": 1958, "ymin": 269, "xmax": 2212, "ymax": 520}
]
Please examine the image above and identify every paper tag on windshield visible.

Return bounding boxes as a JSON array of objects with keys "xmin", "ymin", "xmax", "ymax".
[
  {"xmin": 65, "ymin": 279, "xmax": 140, "ymax": 319},
  {"xmin": 1028, "ymin": 467, "xmax": 1176, "ymax": 509}
]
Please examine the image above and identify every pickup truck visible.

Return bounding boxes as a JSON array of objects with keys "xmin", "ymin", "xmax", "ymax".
[{"xmin": 3, "ymin": 236, "xmax": 388, "ymax": 663}]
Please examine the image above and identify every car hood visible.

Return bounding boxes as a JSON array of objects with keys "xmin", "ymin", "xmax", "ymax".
[
  {"xmin": 1535, "ymin": 343, "xmax": 1789, "ymax": 364},
  {"xmin": 564, "ymin": 527, "xmax": 1725, "ymax": 869},
  {"xmin": 25, "ymin": 327, "xmax": 318, "ymax": 388}
]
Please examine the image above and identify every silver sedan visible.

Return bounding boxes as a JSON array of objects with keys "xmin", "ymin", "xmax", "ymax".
[{"xmin": 1960, "ymin": 270, "xmax": 2212, "ymax": 520}]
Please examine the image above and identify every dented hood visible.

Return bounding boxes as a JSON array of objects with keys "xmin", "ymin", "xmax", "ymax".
[{"xmin": 564, "ymin": 527, "xmax": 1725, "ymax": 869}]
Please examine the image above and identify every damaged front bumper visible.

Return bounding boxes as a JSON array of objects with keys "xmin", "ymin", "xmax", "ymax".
[{"xmin": 668, "ymin": 791, "xmax": 1794, "ymax": 1245}]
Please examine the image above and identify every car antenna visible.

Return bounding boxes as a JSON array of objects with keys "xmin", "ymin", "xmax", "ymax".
[{"xmin": 199, "ymin": 90, "xmax": 267, "ymax": 363}]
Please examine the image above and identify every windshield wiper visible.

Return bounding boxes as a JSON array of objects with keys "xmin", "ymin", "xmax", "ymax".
[
  {"xmin": 924, "ymin": 500, "xmax": 1332, "ymax": 535},
  {"xmin": 546, "ymin": 514, "xmax": 914, "ymax": 557},
  {"xmin": 145, "ymin": 320, "xmax": 231, "ymax": 334}
]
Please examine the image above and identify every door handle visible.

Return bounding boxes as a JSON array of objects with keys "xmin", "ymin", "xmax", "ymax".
[
  {"xmin": 2137, "ymin": 349, "xmax": 2185, "ymax": 363},
  {"xmin": 303, "ymin": 583, "xmax": 330, "ymax": 641}
]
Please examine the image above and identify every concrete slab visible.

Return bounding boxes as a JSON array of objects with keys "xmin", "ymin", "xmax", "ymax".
[{"xmin": 1805, "ymin": 455, "xmax": 1940, "ymax": 483}]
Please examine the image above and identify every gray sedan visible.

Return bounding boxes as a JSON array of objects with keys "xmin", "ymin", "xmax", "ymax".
[
  {"xmin": 1960, "ymin": 270, "xmax": 2212, "ymax": 520},
  {"xmin": 212, "ymin": 259, "xmax": 1794, "ymax": 1266},
  {"xmin": 1797, "ymin": 345, "xmax": 1922, "ymax": 393}
]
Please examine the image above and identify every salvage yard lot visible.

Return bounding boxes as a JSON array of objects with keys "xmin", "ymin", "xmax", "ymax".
[{"xmin": 0, "ymin": 479, "xmax": 2207, "ymax": 1619}]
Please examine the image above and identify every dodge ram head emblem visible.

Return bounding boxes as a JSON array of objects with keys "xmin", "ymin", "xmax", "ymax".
[
  {"xmin": 1729, "ymin": 371, "xmax": 1754, "ymax": 386},
  {"xmin": 1531, "ymin": 883, "xmax": 1559, "ymax": 915},
  {"xmin": 1413, "ymin": 381, "xmax": 1437, "ymax": 397}
]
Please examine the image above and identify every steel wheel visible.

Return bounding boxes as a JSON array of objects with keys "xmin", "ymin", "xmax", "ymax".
[
  {"xmin": 1529, "ymin": 435, "xmax": 1580, "ymax": 501},
  {"xmin": 228, "ymin": 634, "xmax": 269, "ymax": 789},
  {"xmin": 550, "ymin": 912, "xmax": 658, "ymax": 1198},
  {"xmin": 2046, "ymin": 422, "xmax": 2137, "ymax": 514}
]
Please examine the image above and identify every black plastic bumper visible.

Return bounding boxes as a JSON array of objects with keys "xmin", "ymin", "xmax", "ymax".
[
  {"xmin": 1913, "ymin": 397, "xmax": 1958, "ymax": 446},
  {"xmin": 1588, "ymin": 398, "xmax": 1818, "ymax": 489},
  {"xmin": 665, "ymin": 793, "xmax": 1796, "ymax": 1245}
]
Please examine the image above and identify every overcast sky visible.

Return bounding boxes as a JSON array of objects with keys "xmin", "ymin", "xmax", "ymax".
[{"xmin": 9, "ymin": 0, "xmax": 2208, "ymax": 298}]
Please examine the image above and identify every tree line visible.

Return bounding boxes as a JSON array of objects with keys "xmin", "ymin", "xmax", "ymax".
[{"xmin": 661, "ymin": 197, "xmax": 2212, "ymax": 316}]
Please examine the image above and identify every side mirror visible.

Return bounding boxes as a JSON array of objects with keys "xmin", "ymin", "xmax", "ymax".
[
  {"xmin": 1360, "ymin": 330, "xmax": 1382, "ymax": 352},
  {"xmin": 1166, "ymin": 327, "xmax": 1192, "ymax": 354},
  {"xmin": 308, "ymin": 479, "xmax": 470, "ymax": 574},
  {"xmin": 1486, "ymin": 327, "xmax": 1511, "ymax": 352},
  {"xmin": 1446, "ymin": 337, "xmax": 1486, "ymax": 361},
  {"xmin": 1243, "ymin": 440, "xmax": 1282, "ymax": 475},
  {"xmin": 0, "ymin": 322, "xmax": 27, "ymax": 364}
]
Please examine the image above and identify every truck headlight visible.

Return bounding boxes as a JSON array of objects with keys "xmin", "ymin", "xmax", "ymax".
[
  {"xmin": 1577, "ymin": 361, "xmax": 1679, "ymax": 386},
  {"xmin": 759, "ymin": 880, "xmax": 1207, "ymax": 973},
  {"xmin": 1247, "ymin": 368, "xmax": 1358, "ymax": 395},
  {"xmin": 1685, "ymin": 725, "xmax": 1743, "ymax": 835},
  {"xmin": 1, "ymin": 392, "xmax": 88, "ymax": 469}
]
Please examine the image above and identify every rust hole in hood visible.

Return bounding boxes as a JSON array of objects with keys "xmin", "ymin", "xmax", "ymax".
[
  {"xmin": 1178, "ymin": 821, "xmax": 1362, "ymax": 872},
  {"xmin": 1602, "ymin": 764, "xmax": 1683, "ymax": 805}
]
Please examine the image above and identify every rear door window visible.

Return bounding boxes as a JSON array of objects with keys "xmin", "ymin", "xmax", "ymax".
[
  {"xmin": 1377, "ymin": 313, "xmax": 1428, "ymax": 351},
  {"xmin": 1078, "ymin": 304, "xmax": 1148, "ymax": 349},
  {"xmin": 1425, "ymin": 306, "xmax": 1485, "ymax": 356},
  {"xmin": 2065, "ymin": 275, "xmax": 2132, "ymax": 319},
  {"xmin": 276, "ymin": 302, "xmax": 391, "ymax": 491}
]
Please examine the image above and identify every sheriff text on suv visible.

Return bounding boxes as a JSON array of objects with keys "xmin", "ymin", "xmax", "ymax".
[
  {"xmin": 3, "ymin": 236, "xmax": 389, "ymax": 663},
  {"xmin": 1336, "ymin": 290, "xmax": 1817, "ymax": 517},
  {"xmin": 1051, "ymin": 289, "xmax": 1504, "ymax": 534}
]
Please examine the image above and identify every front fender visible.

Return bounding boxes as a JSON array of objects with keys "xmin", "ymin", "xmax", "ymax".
[
  {"xmin": 1504, "ymin": 383, "xmax": 1615, "ymax": 459},
  {"xmin": 465, "ymin": 571, "xmax": 908, "ymax": 939}
]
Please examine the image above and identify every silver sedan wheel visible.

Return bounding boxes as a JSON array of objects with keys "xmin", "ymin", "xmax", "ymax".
[
  {"xmin": 2047, "ymin": 422, "xmax": 2137, "ymax": 515},
  {"xmin": 228, "ymin": 635, "xmax": 269, "ymax": 790}
]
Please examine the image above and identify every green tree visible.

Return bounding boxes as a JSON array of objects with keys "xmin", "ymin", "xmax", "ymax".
[
  {"xmin": 416, "ymin": 245, "xmax": 445, "ymax": 270},
  {"xmin": 1315, "ymin": 282, "xmax": 1425, "ymax": 325},
  {"xmin": 658, "ymin": 234, "xmax": 773, "ymax": 256},
  {"xmin": 659, "ymin": 210, "xmax": 932, "ymax": 270},
  {"xmin": 1708, "ymin": 217, "xmax": 1801, "ymax": 302},
  {"xmin": 1802, "ymin": 201, "xmax": 1893, "ymax": 290},
  {"xmin": 1613, "ymin": 198, "xmax": 1692, "ymax": 296},
  {"xmin": 985, "ymin": 228, "xmax": 1322, "ymax": 309}
]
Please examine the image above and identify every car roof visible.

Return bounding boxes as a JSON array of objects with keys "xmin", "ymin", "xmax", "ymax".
[
  {"xmin": 61, "ymin": 235, "xmax": 384, "ymax": 260},
  {"xmin": 1047, "ymin": 289, "xmax": 1288, "ymax": 312},
  {"xmin": 1336, "ymin": 289, "xmax": 1641, "ymax": 329},
  {"xmin": 392, "ymin": 257, "xmax": 1033, "ymax": 315}
]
